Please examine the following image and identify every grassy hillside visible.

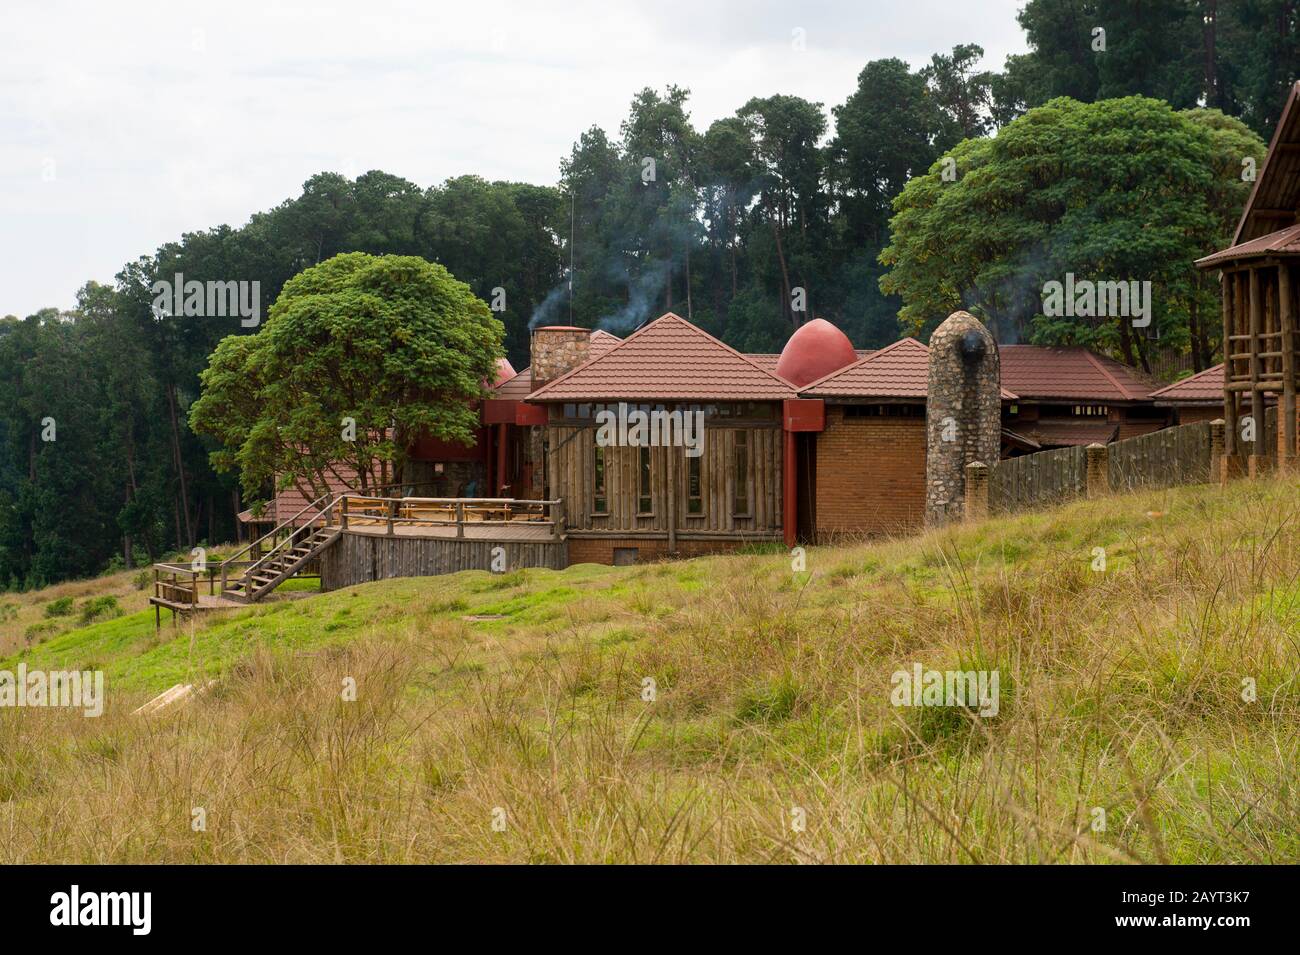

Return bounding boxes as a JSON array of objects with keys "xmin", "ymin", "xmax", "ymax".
[{"xmin": 0, "ymin": 477, "xmax": 1296, "ymax": 863}]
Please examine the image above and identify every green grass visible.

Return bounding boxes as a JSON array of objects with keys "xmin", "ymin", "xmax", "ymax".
[{"xmin": 0, "ymin": 476, "xmax": 1296, "ymax": 863}]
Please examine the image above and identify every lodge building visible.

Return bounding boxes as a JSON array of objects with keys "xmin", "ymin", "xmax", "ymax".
[
  {"xmin": 252, "ymin": 78, "xmax": 1300, "ymax": 569},
  {"xmin": 457, "ymin": 311, "xmax": 1212, "ymax": 562}
]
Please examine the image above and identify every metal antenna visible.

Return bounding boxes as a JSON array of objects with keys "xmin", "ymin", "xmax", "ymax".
[{"xmin": 568, "ymin": 190, "xmax": 575, "ymax": 323}]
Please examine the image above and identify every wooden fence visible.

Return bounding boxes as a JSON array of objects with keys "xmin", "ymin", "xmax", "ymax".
[
  {"xmin": 985, "ymin": 420, "xmax": 1223, "ymax": 515},
  {"xmin": 1108, "ymin": 421, "xmax": 1213, "ymax": 491},
  {"xmin": 987, "ymin": 445, "xmax": 1086, "ymax": 515}
]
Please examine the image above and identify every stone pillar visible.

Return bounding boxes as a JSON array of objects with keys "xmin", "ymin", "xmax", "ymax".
[
  {"xmin": 963, "ymin": 462, "xmax": 989, "ymax": 522},
  {"xmin": 1085, "ymin": 443, "xmax": 1109, "ymax": 498},
  {"xmin": 926, "ymin": 311, "xmax": 1001, "ymax": 525},
  {"xmin": 1209, "ymin": 419, "xmax": 1225, "ymax": 485}
]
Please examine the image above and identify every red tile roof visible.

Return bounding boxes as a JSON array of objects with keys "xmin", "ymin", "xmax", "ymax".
[
  {"xmin": 748, "ymin": 349, "xmax": 875, "ymax": 373},
  {"xmin": 589, "ymin": 329, "xmax": 622, "ymax": 358},
  {"xmin": 1023, "ymin": 420, "xmax": 1119, "ymax": 447},
  {"xmin": 527, "ymin": 313, "xmax": 797, "ymax": 402},
  {"xmin": 800, "ymin": 338, "xmax": 932, "ymax": 398},
  {"xmin": 1149, "ymin": 363, "xmax": 1224, "ymax": 404},
  {"xmin": 999, "ymin": 345, "xmax": 1155, "ymax": 402},
  {"xmin": 493, "ymin": 367, "xmax": 534, "ymax": 400},
  {"xmin": 1195, "ymin": 223, "xmax": 1300, "ymax": 268},
  {"xmin": 801, "ymin": 338, "xmax": 1018, "ymax": 400}
]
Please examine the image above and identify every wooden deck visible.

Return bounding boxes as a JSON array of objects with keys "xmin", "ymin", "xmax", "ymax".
[
  {"xmin": 343, "ymin": 520, "xmax": 557, "ymax": 541},
  {"xmin": 146, "ymin": 495, "xmax": 570, "ymax": 622}
]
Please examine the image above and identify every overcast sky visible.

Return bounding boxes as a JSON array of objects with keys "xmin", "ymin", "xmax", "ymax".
[{"xmin": 0, "ymin": 0, "xmax": 1028, "ymax": 319}]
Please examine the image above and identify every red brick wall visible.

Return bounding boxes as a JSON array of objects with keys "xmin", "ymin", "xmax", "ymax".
[
  {"xmin": 814, "ymin": 407, "xmax": 926, "ymax": 538},
  {"xmin": 566, "ymin": 536, "xmax": 765, "ymax": 566},
  {"xmin": 1175, "ymin": 405, "xmax": 1223, "ymax": 424}
]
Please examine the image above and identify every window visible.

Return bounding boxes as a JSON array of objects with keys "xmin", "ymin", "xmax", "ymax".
[
  {"xmin": 733, "ymin": 431, "xmax": 750, "ymax": 515},
  {"xmin": 687, "ymin": 454, "xmax": 703, "ymax": 515},
  {"xmin": 592, "ymin": 445, "xmax": 607, "ymax": 514},
  {"xmin": 844, "ymin": 404, "xmax": 925, "ymax": 418},
  {"xmin": 638, "ymin": 446, "xmax": 652, "ymax": 514}
]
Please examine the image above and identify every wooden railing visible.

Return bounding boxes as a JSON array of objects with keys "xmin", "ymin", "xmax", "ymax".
[
  {"xmin": 151, "ymin": 563, "xmax": 202, "ymax": 609},
  {"xmin": 335, "ymin": 496, "xmax": 565, "ymax": 540}
]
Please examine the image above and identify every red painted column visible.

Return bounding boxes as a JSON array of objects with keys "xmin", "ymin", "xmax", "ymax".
[
  {"xmin": 497, "ymin": 423, "xmax": 509, "ymax": 495},
  {"xmin": 783, "ymin": 429, "xmax": 796, "ymax": 548}
]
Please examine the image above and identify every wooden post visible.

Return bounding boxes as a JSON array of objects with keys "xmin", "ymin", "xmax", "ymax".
[
  {"xmin": 1248, "ymin": 266, "xmax": 1265, "ymax": 479},
  {"xmin": 1085, "ymin": 443, "xmax": 1109, "ymax": 498},
  {"xmin": 340, "ymin": 496, "xmax": 349, "ymax": 530},
  {"xmin": 1223, "ymin": 271, "xmax": 1239, "ymax": 464},
  {"xmin": 386, "ymin": 498, "xmax": 395, "ymax": 536},
  {"xmin": 666, "ymin": 447, "xmax": 678, "ymax": 554},
  {"xmin": 551, "ymin": 500, "xmax": 565, "ymax": 541},
  {"xmin": 963, "ymin": 461, "xmax": 988, "ymax": 522},
  {"xmin": 1280, "ymin": 262, "xmax": 1296, "ymax": 471},
  {"xmin": 1209, "ymin": 419, "xmax": 1225, "ymax": 484},
  {"xmin": 455, "ymin": 502, "xmax": 465, "ymax": 538}
]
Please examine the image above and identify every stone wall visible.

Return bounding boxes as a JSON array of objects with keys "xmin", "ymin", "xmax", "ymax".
[
  {"xmin": 530, "ymin": 326, "xmax": 592, "ymax": 390},
  {"xmin": 925, "ymin": 311, "xmax": 1001, "ymax": 524}
]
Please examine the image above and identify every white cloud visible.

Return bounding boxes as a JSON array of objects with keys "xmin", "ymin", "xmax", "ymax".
[{"xmin": 0, "ymin": 0, "xmax": 1026, "ymax": 317}]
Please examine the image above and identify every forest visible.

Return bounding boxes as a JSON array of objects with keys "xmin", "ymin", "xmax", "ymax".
[{"xmin": 1, "ymin": 0, "xmax": 1297, "ymax": 588}]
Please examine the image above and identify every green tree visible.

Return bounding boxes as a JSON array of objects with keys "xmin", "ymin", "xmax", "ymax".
[
  {"xmin": 880, "ymin": 96, "xmax": 1265, "ymax": 369},
  {"xmin": 190, "ymin": 253, "xmax": 503, "ymax": 503}
]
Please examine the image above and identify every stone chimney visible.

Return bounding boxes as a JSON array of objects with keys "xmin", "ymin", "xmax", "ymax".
[
  {"xmin": 530, "ymin": 326, "xmax": 592, "ymax": 391},
  {"xmin": 926, "ymin": 311, "xmax": 1001, "ymax": 525}
]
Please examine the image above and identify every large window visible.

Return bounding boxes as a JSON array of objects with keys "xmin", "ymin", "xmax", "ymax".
[
  {"xmin": 733, "ymin": 431, "xmax": 750, "ymax": 515},
  {"xmin": 592, "ymin": 445, "xmax": 607, "ymax": 514},
  {"xmin": 687, "ymin": 454, "xmax": 703, "ymax": 515},
  {"xmin": 638, "ymin": 446, "xmax": 652, "ymax": 514}
]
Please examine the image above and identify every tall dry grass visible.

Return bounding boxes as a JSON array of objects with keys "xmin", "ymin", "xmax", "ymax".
[{"xmin": 0, "ymin": 477, "xmax": 1296, "ymax": 863}]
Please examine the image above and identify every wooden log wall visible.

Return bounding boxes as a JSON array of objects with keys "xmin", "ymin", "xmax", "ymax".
[
  {"xmin": 545, "ymin": 423, "xmax": 783, "ymax": 536},
  {"xmin": 320, "ymin": 532, "xmax": 567, "ymax": 590}
]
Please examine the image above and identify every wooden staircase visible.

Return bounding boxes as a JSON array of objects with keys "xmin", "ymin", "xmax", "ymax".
[{"xmin": 220, "ymin": 492, "xmax": 345, "ymax": 604}]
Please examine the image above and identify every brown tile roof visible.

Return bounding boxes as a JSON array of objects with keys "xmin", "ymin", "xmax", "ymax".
[
  {"xmin": 998, "ymin": 345, "xmax": 1155, "ymax": 402},
  {"xmin": 589, "ymin": 329, "xmax": 622, "ymax": 358},
  {"xmin": 801, "ymin": 338, "xmax": 1018, "ymax": 400},
  {"xmin": 1149, "ymin": 363, "xmax": 1224, "ymax": 403},
  {"xmin": 271, "ymin": 468, "xmax": 360, "ymax": 524},
  {"xmin": 747, "ymin": 349, "xmax": 875, "ymax": 374},
  {"xmin": 1023, "ymin": 420, "xmax": 1119, "ymax": 447},
  {"xmin": 1233, "ymin": 80, "xmax": 1300, "ymax": 245},
  {"xmin": 527, "ymin": 312, "xmax": 797, "ymax": 402},
  {"xmin": 1195, "ymin": 223, "xmax": 1300, "ymax": 269},
  {"xmin": 800, "ymin": 338, "xmax": 931, "ymax": 398},
  {"xmin": 493, "ymin": 367, "xmax": 534, "ymax": 400}
]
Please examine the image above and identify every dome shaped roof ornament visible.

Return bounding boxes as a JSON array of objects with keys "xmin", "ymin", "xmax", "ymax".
[{"xmin": 774, "ymin": 318, "xmax": 858, "ymax": 387}]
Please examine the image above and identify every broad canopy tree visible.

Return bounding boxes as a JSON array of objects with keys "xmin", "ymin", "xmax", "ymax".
[
  {"xmin": 190, "ymin": 253, "xmax": 503, "ymax": 509},
  {"xmin": 879, "ymin": 96, "xmax": 1265, "ymax": 370}
]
